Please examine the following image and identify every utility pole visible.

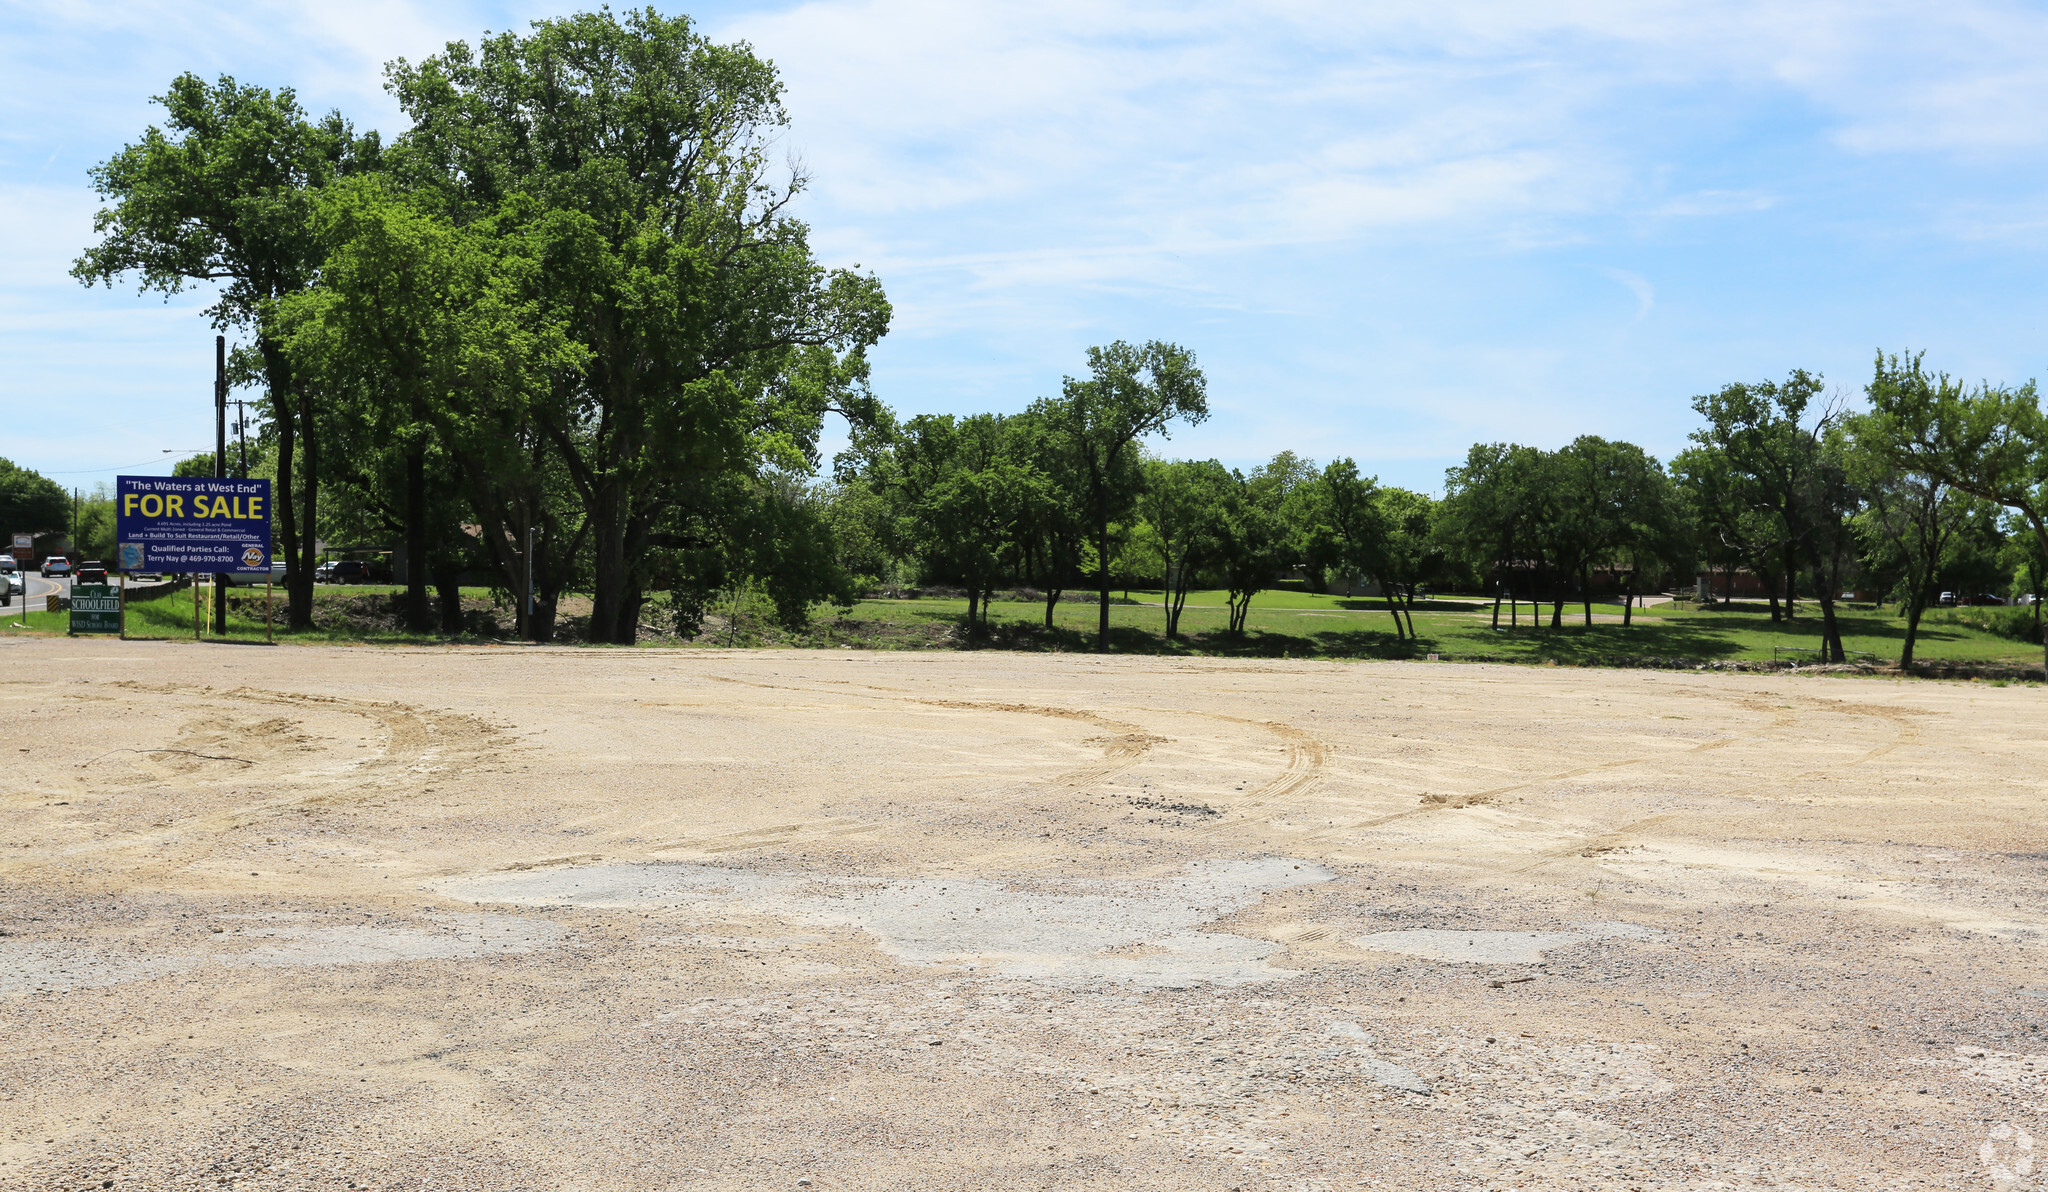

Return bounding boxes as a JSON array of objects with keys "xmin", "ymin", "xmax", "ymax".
[
  {"xmin": 231, "ymin": 399, "xmax": 250, "ymax": 478},
  {"xmin": 213, "ymin": 334, "xmax": 228, "ymax": 634}
]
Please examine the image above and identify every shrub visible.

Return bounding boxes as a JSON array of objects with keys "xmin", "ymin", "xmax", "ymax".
[{"xmin": 1925, "ymin": 605, "xmax": 2042, "ymax": 643}]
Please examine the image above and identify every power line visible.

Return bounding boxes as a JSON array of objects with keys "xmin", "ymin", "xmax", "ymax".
[{"xmin": 42, "ymin": 450, "xmax": 214, "ymax": 475}]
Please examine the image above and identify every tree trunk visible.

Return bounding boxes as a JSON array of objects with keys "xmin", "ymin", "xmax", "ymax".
[
  {"xmin": 1801, "ymin": 540, "xmax": 1845, "ymax": 662},
  {"xmin": 1382, "ymin": 579, "xmax": 1405, "ymax": 639},
  {"xmin": 966, "ymin": 587, "xmax": 980, "ymax": 633},
  {"xmin": 404, "ymin": 440, "xmax": 431, "ymax": 633},
  {"xmin": 2025, "ymin": 519, "xmax": 2048, "ymax": 680},
  {"xmin": 265, "ymin": 343, "xmax": 314, "ymax": 632},
  {"xmin": 1581, "ymin": 565, "xmax": 1593, "ymax": 626},
  {"xmin": 1095, "ymin": 502, "xmax": 1112, "ymax": 651},
  {"xmin": 436, "ymin": 564, "xmax": 463, "ymax": 635},
  {"xmin": 274, "ymin": 379, "xmax": 299, "ymax": 624},
  {"xmin": 1044, "ymin": 588, "xmax": 1059, "ymax": 629},
  {"xmin": 1901, "ymin": 600, "xmax": 1924, "ymax": 669},
  {"xmin": 590, "ymin": 481, "xmax": 631, "ymax": 645},
  {"xmin": 1818, "ymin": 593, "xmax": 1844, "ymax": 662},
  {"xmin": 1622, "ymin": 568, "xmax": 1636, "ymax": 627},
  {"xmin": 1491, "ymin": 580, "xmax": 1502, "ymax": 629},
  {"xmin": 1783, "ymin": 542, "xmax": 1799, "ymax": 619},
  {"xmin": 296, "ymin": 383, "xmax": 320, "ymax": 633}
]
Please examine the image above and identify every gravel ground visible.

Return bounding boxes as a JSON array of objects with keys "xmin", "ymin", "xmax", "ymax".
[{"xmin": 0, "ymin": 640, "xmax": 2043, "ymax": 1190}]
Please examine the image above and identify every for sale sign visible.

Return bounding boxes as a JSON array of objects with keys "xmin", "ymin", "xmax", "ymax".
[{"xmin": 114, "ymin": 476, "xmax": 271, "ymax": 574}]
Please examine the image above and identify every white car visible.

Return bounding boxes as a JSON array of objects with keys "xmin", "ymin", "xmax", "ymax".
[
  {"xmin": 40, "ymin": 557, "xmax": 71, "ymax": 578},
  {"xmin": 226, "ymin": 561, "xmax": 289, "ymax": 586}
]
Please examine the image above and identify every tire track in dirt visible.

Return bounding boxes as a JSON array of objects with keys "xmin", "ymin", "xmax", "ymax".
[
  {"xmin": 699, "ymin": 676, "xmax": 1165, "ymax": 790},
  {"xmin": 698, "ymin": 677, "xmax": 1331, "ymax": 832},
  {"xmin": 68, "ymin": 682, "xmax": 514, "ymax": 872},
  {"xmin": 665, "ymin": 676, "xmax": 1167, "ymax": 857},
  {"xmin": 1499, "ymin": 690, "xmax": 1926, "ymax": 873},
  {"xmin": 1112, "ymin": 707, "xmax": 1329, "ymax": 823}
]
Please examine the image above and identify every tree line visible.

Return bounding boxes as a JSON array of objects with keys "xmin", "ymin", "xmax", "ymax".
[
  {"xmin": 62, "ymin": 10, "xmax": 2048, "ymax": 671},
  {"xmin": 826, "ymin": 353, "xmax": 2048, "ymax": 672}
]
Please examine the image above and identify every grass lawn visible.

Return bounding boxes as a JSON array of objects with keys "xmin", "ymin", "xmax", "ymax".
[
  {"xmin": 2, "ymin": 586, "xmax": 484, "ymax": 646},
  {"xmin": 8, "ymin": 578, "xmax": 2039, "ymax": 670},
  {"xmin": 818, "ymin": 590, "xmax": 2044, "ymax": 667}
]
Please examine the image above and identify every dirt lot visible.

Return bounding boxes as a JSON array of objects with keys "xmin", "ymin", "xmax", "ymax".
[{"xmin": 1, "ymin": 640, "xmax": 2043, "ymax": 1191}]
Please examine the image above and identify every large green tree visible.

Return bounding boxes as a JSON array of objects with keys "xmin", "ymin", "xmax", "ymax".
[
  {"xmin": 1035, "ymin": 340, "xmax": 1207, "ymax": 649},
  {"xmin": 1552, "ymin": 436, "xmax": 1678, "ymax": 627},
  {"xmin": 1437, "ymin": 443, "xmax": 1549, "ymax": 629},
  {"xmin": 385, "ymin": 9, "xmax": 889, "ymax": 643},
  {"xmin": 73, "ymin": 72, "xmax": 380, "ymax": 629},
  {"xmin": 1690, "ymin": 371, "xmax": 1856, "ymax": 659},
  {"xmin": 0, "ymin": 459, "xmax": 68, "ymax": 540},
  {"xmin": 887, "ymin": 413, "xmax": 1043, "ymax": 631},
  {"xmin": 277, "ymin": 179, "xmax": 581, "ymax": 635}
]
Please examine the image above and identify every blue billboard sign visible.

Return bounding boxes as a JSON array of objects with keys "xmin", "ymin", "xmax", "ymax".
[{"xmin": 115, "ymin": 476, "xmax": 272, "ymax": 574}]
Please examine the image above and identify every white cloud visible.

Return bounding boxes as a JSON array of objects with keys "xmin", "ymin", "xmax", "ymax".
[{"xmin": 1601, "ymin": 267, "xmax": 1655, "ymax": 321}]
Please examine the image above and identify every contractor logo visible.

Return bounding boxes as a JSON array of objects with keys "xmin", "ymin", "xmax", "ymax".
[
  {"xmin": 1981, "ymin": 1122, "xmax": 2036, "ymax": 1184},
  {"xmin": 241, "ymin": 545, "xmax": 266, "ymax": 570}
]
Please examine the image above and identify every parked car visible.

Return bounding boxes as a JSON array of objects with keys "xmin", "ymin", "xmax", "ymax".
[
  {"xmin": 40, "ymin": 556, "xmax": 71, "ymax": 578},
  {"xmin": 1972, "ymin": 594, "xmax": 2007, "ymax": 606},
  {"xmin": 315, "ymin": 559, "xmax": 373, "ymax": 584}
]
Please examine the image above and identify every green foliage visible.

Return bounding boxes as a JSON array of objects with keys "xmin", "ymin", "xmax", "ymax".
[
  {"xmin": 74, "ymin": 71, "xmax": 382, "ymax": 627},
  {"xmin": 1036, "ymin": 340, "xmax": 1208, "ymax": 647},
  {"xmin": 1863, "ymin": 349, "xmax": 2048, "ymax": 666},
  {"xmin": 386, "ymin": 8, "xmax": 890, "ymax": 644},
  {"xmin": 0, "ymin": 458, "xmax": 68, "ymax": 535},
  {"xmin": 1922, "ymin": 605, "xmax": 2041, "ymax": 643},
  {"xmin": 1137, "ymin": 458, "xmax": 1230, "ymax": 639},
  {"xmin": 1212, "ymin": 461, "xmax": 1291, "ymax": 636}
]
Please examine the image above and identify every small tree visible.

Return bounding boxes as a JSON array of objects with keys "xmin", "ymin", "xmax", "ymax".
[
  {"xmin": 1437, "ymin": 443, "xmax": 1548, "ymax": 629},
  {"xmin": 1691, "ymin": 371, "xmax": 1856, "ymax": 659},
  {"xmin": 1212, "ymin": 464, "xmax": 1290, "ymax": 637},
  {"xmin": 1863, "ymin": 350, "xmax": 2048, "ymax": 675},
  {"xmin": 1006, "ymin": 411, "xmax": 1091, "ymax": 627},
  {"xmin": 1843, "ymin": 413, "xmax": 1972, "ymax": 667},
  {"xmin": 1137, "ymin": 458, "xmax": 1226, "ymax": 640},
  {"xmin": 1371, "ymin": 486, "xmax": 1440, "ymax": 637},
  {"xmin": 1037, "ymin": 341, "xmax": 1207, "ymax": 650}
]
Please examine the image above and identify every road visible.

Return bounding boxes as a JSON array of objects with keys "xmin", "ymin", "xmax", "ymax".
[{"xmin": 6, "ymin": 571, "xmax": 69, "ymax": 614}]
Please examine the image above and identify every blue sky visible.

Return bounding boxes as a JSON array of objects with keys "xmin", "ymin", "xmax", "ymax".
[{"xmin": 5, "ymin": 0, "xmax": 2048, "ymax": 494}]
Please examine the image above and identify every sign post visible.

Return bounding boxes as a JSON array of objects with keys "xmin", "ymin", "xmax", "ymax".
[
  {"xmin": 10, "ymin": 532, "xmax": 26, "ymax": 628},
  {"xmin": 115, "ymin": 476, "xmax": 272, "ymax": 642}
]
